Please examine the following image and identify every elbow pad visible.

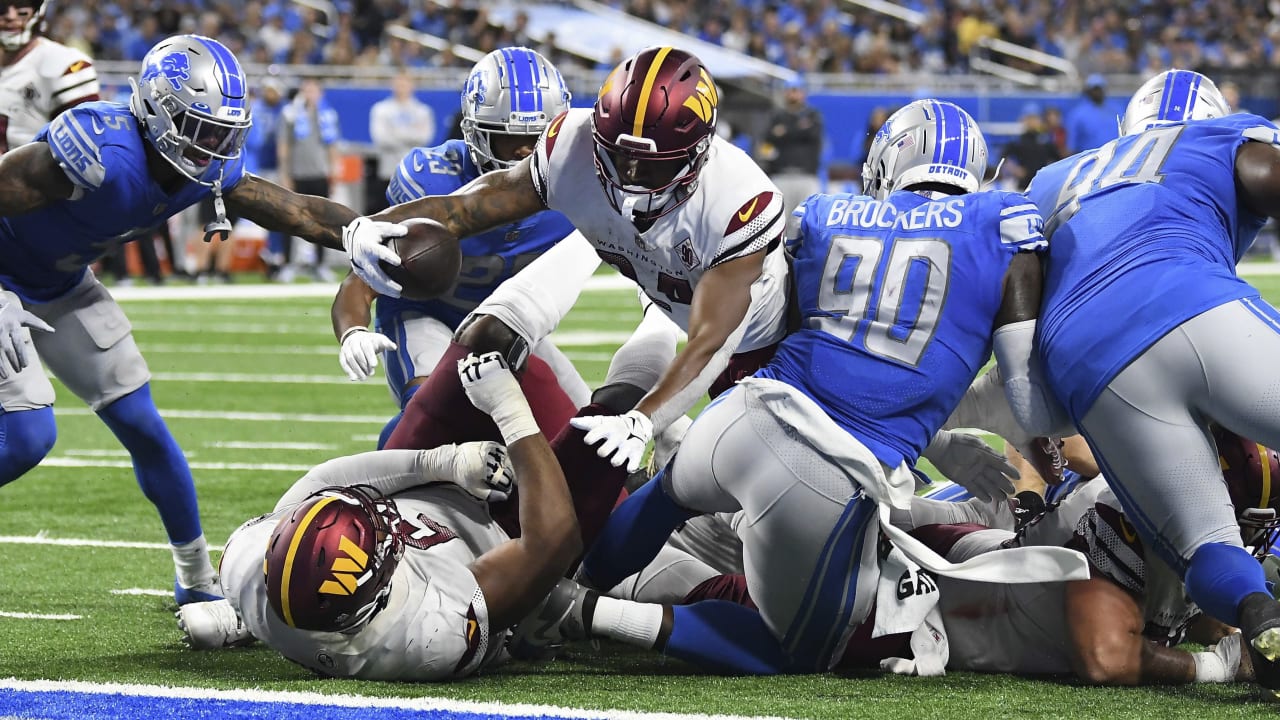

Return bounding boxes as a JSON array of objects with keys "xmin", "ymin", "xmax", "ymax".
[{"xmin": 992, "ymin": 320, "xmax": 1075, "ymax": 438}]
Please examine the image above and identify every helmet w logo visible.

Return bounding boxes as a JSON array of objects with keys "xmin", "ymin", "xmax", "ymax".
[
  {"xmin": 141, "ymin": 51, "xmax": 192, "ymax": 92},
  {"xmin": 682, "ymin": 68, "xmax": 718, "ymax": 123},
  {"xmin": 318, "ymin": 535, "xmax": 370, "ymax": 596}
]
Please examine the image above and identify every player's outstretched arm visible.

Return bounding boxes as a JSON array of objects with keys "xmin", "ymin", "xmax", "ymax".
[
  {"xmin": 371, "ymin": 155, "xmax": 545, "ymax": 239},
  {"xmin": 0, "ymin": 142, "xmax": 76, "ymax": 216},
  {"xmin": 574, "ymin": 250, "xmax": 766, "ymax": 473},
  {"xmin": 459, "ymin": 352, "xmax": 582, "ymax": 632},
  {"xmin": 331, "ymin": 272, "xmax": 397, "ymax": 381},
  {"xmin": 1236, "ymin": 141, "xmax": 1280, "ymax": 219},
  {"xmin": 223, "ymin": 172, "xmax": 356, "ymax": 251}
]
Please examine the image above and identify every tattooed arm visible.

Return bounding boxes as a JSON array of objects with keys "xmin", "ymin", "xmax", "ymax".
[
  {"xmin": 0, "ymin": 142, "xmax": 75, "ymax": 216},
  {"xmin": 370, "ymin": 155, "xmax": 545, "ymax": 238},
  {"xmin": 224, "ymin": 172, "xmax": 357, "ymax": 250}
]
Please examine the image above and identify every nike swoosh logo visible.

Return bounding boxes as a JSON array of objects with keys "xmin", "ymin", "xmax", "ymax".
[
  {"xmin": 1118, "ymin": 515, "xmax": 1138, "ymax": 544},
  {"xmin": 737, "ymin": 197, "xmax": 759, "ymax": 222},
  {"xmin": 89, "ymin": 116, "xmax": 104, "ymax": 135},
  {"xmin": 547, "ymin": 114, "xmax": 565, "ymax": 138},
  {"xmin": 411, "ymin": 155, "xmax": 425, "ymax": 173}
]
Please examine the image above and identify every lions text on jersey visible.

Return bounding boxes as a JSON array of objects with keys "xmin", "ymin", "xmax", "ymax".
[
  {"xmin": 0, "ymin": 101, "xmax": 244, "ymax": 302},
  {"xmin": 1026, "ymin": 114, "xmax": 1280, "ymax": 419},
  {"xmin": 380, "ymin": 138, "xmax": 575, "ymax": 330},
  {"xmin": 762, "ymin": 189, "xmax": 1046, "ymax": 467}
]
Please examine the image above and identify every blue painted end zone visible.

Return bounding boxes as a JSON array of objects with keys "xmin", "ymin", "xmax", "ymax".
[{"xmin": 0, "ymin": 688, "xmax": 587, "ymax": 720}]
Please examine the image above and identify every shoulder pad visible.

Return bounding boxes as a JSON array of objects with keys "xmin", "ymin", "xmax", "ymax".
[{"xmin": 713, "ymin": 189, "xmax": 785, "ymax": 267}]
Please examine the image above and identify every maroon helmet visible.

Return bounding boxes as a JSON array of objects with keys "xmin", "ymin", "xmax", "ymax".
[
  {"xmin": 1214, "ymin": 425, "xmax": 1280, "ymax": 558},
  {"xmin": 264, "ymin": 485, "xmax": 404, "ymax": 632},
  {"xmin": 591, "ymin": 46, "xmax": 719, "ymax": 222}
]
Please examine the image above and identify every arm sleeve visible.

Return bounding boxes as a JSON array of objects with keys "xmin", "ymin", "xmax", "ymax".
[
  {"xmin": 273, "ymin": 449, "xmax": 454, "ymax": 511},
  {"xmin": 992, "ymin": 319, "xmax": 1076, "ymax": 437}
]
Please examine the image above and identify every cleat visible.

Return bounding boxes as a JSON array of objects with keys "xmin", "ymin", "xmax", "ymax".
[
  {"xmin": 174, "ymin": 575, "xmax": 223, "ymax": 606},
  {"xmin": 507, "ymin": 579, "xmax": 589, "ymax": 661},
  {"xmin": 1240, "ymin": 592, "xmax": 1280, "ymax": 700},
  {"xmin": 176, "ymin": 599, "xmax": 255, "ymax": 650}
]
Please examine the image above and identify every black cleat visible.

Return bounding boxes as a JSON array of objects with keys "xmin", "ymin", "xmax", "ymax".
[{"xmin": 1239, "ymin": 592, "xmax": 1280, "ymax": 700}]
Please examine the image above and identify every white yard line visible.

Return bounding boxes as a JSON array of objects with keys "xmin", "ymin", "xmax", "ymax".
[
  {"xmin": 55, "ymin": 407, "xmax": 388, "ymax": 424},
  {"xmin": 107, "ymin": 274, "xmax": 636, "ymax": 302},
  {"xmin": 206, "ymin": 441, "xmax": 336, "ymax": 450},
  {"xmin": 110, "ymin": 589, "xmax": 171, "ymax": 598},
  {"xmin": 41, "ymin": 457, "xmax": 311, "ymax": 472},
  {"xmin": 0, "ymin": 679, "xmax": 796, "ymax": 720},
  {"xmin": 0, "ymin": 535, "xmax": 224, "ymax": 552},
  {"xmin": 0, "ymin": 612, "xmax": 82, "ymax": 621}
]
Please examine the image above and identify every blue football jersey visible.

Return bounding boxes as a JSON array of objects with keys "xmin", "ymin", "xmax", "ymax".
[
  {"xmin": 760, "ymin": 190, "xmax": 1046, "ymax": 467},
  {"xmin": 1026, "ymin": 114, "xmax": 1280, "ymax": 418},
  {"xmin": 376, "ymin": 138, "xmax": 574, "ymax": 329},
  {"xmin": 0, "ymin": 101, "xmax": 245, "ymax": 302}
]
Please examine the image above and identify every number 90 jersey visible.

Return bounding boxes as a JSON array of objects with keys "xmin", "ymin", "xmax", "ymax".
[
  {"xmin": 381, "ymin": 138, "xmax": 575, "ymax": 329},
  {"xmin": 532, "ymin": 109, "xmax": 789, "ymax": 352},
  {"xmin": 1026, "ymin": 114, "xmax": 1280, "ymax": 419},
  {"xmin": 762, "ymin": 190, "xmax": 1045, "ymax": 467}
]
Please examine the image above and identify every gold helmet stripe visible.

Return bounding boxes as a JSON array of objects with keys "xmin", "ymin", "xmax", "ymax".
[
  {"xmin": 278, "ymin": 495, "xmax": 339, "ymax": 627},
  {"xmin": 632, "ymin": 46, "xmax": 674, "ymax": 138}
]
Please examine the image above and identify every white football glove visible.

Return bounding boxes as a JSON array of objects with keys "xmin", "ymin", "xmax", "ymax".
[
  {"xmin": 338, "ymin": 327, "xmax": 398, "ymax": 382},
  {"xmin": 342, "ymin": 216, "xmax": 407, "ymax": 298},
  {"xmin": 922, "ymin": 429, "xmax": 1019, "ymax": 503},
  {"xmin": 446, "ymin": 441, "xmax": 516, "ymax": 502},
  {"xmin": 570, "ymin": 410, "xmax": 653, "ymax": 474},
  {"xmin": 458, "ymin": 352, "xmax": 539, "ymax": 444},
  {"xmin": 0, "ymin": 299, "xmax": 52, "ymax": 379}
]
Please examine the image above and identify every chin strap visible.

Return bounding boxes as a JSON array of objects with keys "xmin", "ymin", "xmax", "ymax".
[{"xmin": 202, "ymin": 173, "xmax": 232, "ymax": 243}]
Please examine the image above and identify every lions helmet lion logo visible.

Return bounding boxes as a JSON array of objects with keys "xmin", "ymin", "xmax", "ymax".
[{"xmin": 142, "ymin": 51, "xmax": 192, "ymax": 92}]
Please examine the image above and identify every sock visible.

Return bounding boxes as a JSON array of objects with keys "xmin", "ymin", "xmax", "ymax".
[
  {"xmin": 97, "ymin": 384, "xmax": 202, "ymax": 544},
  {"xmin": 171, "ymin": 534, "xmax": 216, "ymax": 588},
  {"xmin": 377, "ymin": 384, "xmax": 422, "ymax": 450},
  {"xmin": 385, "ymin": 343, "xmax": 575, "ymax": 450},
  {"xmin": 665, "ymin": 601, "xmax": 790, "ymax": 675},
  {"xmin": 589, "ymin": 595, "xmax": 665, "ymax": 648},
  {"xmin": 1185, "ymin": 542, "xmax": 1271, "ymax": 627},
  {"xmin": 580, "ymin": 469, "xmax": 698, "ymax": 591},
  {"xmin": 0, "ymin": 406, "xmax": 56, "ymax": 487}
]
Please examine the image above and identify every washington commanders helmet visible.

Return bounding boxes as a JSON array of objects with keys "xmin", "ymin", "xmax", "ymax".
[
  {"xmin": 461, "ymin": 47, "xmax": 571, "ymax": 172},
  {"xmin": 591, "ymin": 46, "xmax": 719, "ymax": 222},
  {"xmin": 1215, "ymin": 425, "xmax": 1280, "ymax": 559},
  {"xmin": 862, "ymin": 99, "xmax": 989, "ymax": 200},
  {"xmin": 129, "ymin": 34, "xmax": 252, "ymax": 185},
  {"xmin": 264, "ymin": 485, "xmax": 404, "ymax": 633},
  {"xmin": 1118, "ymin": 69, "xmax": 1229, "ymax": 137}
]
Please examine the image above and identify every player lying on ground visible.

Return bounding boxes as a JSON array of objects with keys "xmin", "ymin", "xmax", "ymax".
[
  {"xmin": 343, "ymin": 46, "xmax": 790, "ymax": 475},
  {"xmin": 543, "ymin": 100, "xmax": 1091, "ymax": 675},
  {"xmin": 332, "ymin": 47, "xmax": 592, "ymax": 449},
  {"xmin": 176, "ymin": 236, "xmax": 683, "ymax": 679},
  {"xmin": 0, "ymin": 34, "xmax": 369, "ymax": 604}
]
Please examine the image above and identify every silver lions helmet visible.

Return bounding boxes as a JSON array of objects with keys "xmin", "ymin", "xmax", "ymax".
[
  {"xmin": 862, "ymin": 99, "xmax": 988, "ymax": 200},
  {"xmin": 129, "ymin": 34, "xmax": 252, "ymax": 185},
  {"xmin": 1118, "ymin": 69, "xmax": 1229, "ymax": 137},
  {"xmin": 461, "ymin": 47, "xmax": 571, "ymax": 172},
  {"xmin": 0, "ymin": 0, "xmax": 48, "ymax": 51}
]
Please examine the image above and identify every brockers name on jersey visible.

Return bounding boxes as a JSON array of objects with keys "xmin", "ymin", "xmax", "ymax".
[{"xmin": 533, "ymin": 108, "xmax": 787, "ymax": 326}]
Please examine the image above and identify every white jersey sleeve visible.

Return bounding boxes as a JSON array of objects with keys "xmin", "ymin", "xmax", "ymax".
[{"xmin": 0, "ymin": 39, "xmax": 98, "ymax": 151}]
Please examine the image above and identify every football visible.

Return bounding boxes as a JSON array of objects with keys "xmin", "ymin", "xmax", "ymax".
[{"xmin": 378, "ymin": 219, "xmax": 462, "ymax": 301}]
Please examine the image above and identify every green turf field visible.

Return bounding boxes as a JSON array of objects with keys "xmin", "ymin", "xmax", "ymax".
[{"xmin": 3, "ymin": 273, "xmax": 1280, "ymax": 719}]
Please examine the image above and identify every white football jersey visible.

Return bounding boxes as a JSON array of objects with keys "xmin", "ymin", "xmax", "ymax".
[
  {"xmin": 0, "ymin": 38, "xmax": 98, "ymax": 151},
  {"xmin": 220, "ymin": 484, "xmax": 510, "ymax": 681},
  {"xmin": 532, "ymin": 108, "xmax": 788, "ymax": 352}
]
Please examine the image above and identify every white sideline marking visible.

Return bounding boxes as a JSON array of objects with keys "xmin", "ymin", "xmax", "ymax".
[
  {"xmin": 56, "ymin": 407, "xmax": 388, "ymax": 424},
  {"xmin": 0, "ymin": 678, "xmax": 794, "ymax": 720},
  {"xmin": 0, "ymin": 535, "xmax": 224, "ymax": 552},
  {"xmin": 152, "ymin": 372, "xmax": 352, "ymax": 385},
  {"xmin": 0, "ymin": 612, "xmax": 81, "ymax": 621},
  {"xmin": 206, "ymin": 441, "xmax": 336, "ymax": 450},
  {"xmin": 64, "ymin": 448, "xmax": 133, "ymax": 458},
  {"xmin": 350, "ymin": 433, "xmax": 381, "ymax": 442},
  {"xmin": 41, "ymin": 457, "xmax": 311, "ymax": 472},
  {"xmin": 142, "ymin": 343, "xmax": 337, "ymax": 356},
  {"xmin": 110, "ymin": 589, "xmax": 170, "ymax": 598}
]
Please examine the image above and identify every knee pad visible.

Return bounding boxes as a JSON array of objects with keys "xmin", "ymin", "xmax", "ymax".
[{"xmin": 453, "ymin": 314, "xmax": 530, "ymax": 371}]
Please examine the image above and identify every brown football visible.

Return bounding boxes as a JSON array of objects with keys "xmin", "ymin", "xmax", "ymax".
[{"xmin": 378, "ymin": 219, "xmax": 462, "ymax": 301}]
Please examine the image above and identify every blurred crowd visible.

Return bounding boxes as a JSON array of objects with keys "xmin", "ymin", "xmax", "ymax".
[{"xmin": 48, "ymin": 0, "xmax": 1280, "ymax": 77}]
